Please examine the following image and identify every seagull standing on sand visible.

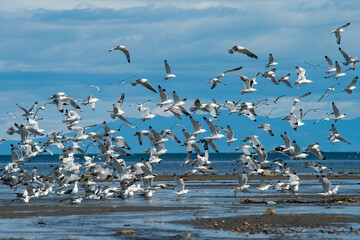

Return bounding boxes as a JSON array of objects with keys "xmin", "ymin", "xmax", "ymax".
[
  {"xmin": 164, "ymin": 60, "xmax": 176, "ymax": 80},
  {"xmin": 109, "ymin": 45, "xmax": 130, "ymax": 63}
]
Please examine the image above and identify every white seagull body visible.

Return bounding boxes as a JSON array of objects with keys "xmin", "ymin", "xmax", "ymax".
[
  {"xmin": 265, "ymin": 53, "xmax": 278, "ymax": 68},
  {"xmin": 164, "ymin": 60, "xmax": 176, "ymax": 80}
]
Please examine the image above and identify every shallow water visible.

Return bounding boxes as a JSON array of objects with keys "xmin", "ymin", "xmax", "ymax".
[{"xmin": 0, "ymin": 176, "xmax": 360, "ymax": 239}]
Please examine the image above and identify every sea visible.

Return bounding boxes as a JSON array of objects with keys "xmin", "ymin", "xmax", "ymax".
[
  {"xmin": 0, "ymin": 152, "xmax": 360, "ymax": 239},
  {"xmin": 1, "ymin": 152, "xmax": 359, "ymax": 176}
]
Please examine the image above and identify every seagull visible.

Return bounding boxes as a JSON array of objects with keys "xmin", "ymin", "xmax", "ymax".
[
  {"xmin": 304, "ymin": 60, "xmax": 326, "ymax": 69},
  {"xmin": 331, "ymin": 102, "xmax": 346, "ymax": 122},
  {"xmin": 16, "ymin": 102, "xmax": 38, "ymax": 117},
  {"xmin": 324, "ymin": 56, "xmax": 336, "ymax": 74},
  {"xmin": 339, "ymin": 47, "xmax": 360, "ymax": 69},
  {"xmin": 108, "ymin": 93, "xmax": 133, "ymax": 126},
  {"xmin": 278, "ymin": 74, "xmax": 292, "ymax": 88},
  {"xmin": 274, "ymin": 95, "xmax": 285, "ymax": 103},
  {"xmin": 86, "ymin": 84, "xmax": 101, "ymax": 93},
  {"xmin": 108, "ymin": 75, "xmax": 136, "ymax": 85},
  {"xmin": 207, "ymin": 66, "xmax": 243, "ymax": 89},
  {"xmin": 259, "ymin": 107, "xmax": 277, "ymax": 119},
  {"xmin": 157, "ymin": 85, "xmax": 173, "ymax": 107},
  {"xmin": 164, "ymin": 60, "xmax": 176, "ymax": 80},
  {"xmin": 228, "ymin": 45, "xmax": 258, "ymax": 59},
  {"xmin": 81, "ymin": 95, "xmax": 99, "ymax": 111},
  {"xmin": 261, "ymin": 68, "xmax": 278, "ymax": 85},
  {"xmin": 265, "ymin": 53, "xmax": 278, "ymax": 68},
  {"xmin": 343, "ymin": 77, "xmax": 358, "ymax": 94},
  {"xmin": 174, "ymin": 174, "xmax": 189, "ymax": 195},
  {"xmin": 109, "ymin": 45, "xmax": 130, "ymax": 63},
  {"xmin": 238, "ymin": 73, "xmax": 258, "ymax": 94},
  {"xmin": 131, "ymin": 79, "xmax": 157, "ymax": 93},
  {"xmin": 327, "ymin": 124, "xmax": 350, "ymax": 144},
  {"xmin": 257, "ymin": 174, "xmax": 271, "ymax": 191},
  {"xmin": 221, "ymin": 125, "xmax": 237, "ymax": 145},
  {"xmin": 332, "ymin": 22, "xmax": 350, "ymax": 44},
  {"xmin": 290, "ymin": 91, "xmax": 311, "ymax": 115},
  {"xmin": 303, "ymin": 143, "xmax": 325, "ymax": 160},
  {"xmin": 318, "ymin": 175, "xmax": 340, "ymax": 196},
  {"xmin": 232, "ymin": 170, "xmax": 250, "ymax": 196},
  {"xmin": 325, "ymin": 61, "xmax": 348, "ymax": 79},
  {"xmin": 290, "ymin": 140, "xmax": 308, "ymax": 160},
  {"xmin": 294, "ymin": 66, "xmax": 312, "ymax": 89},
  {"xmin": 189, "ymin": 116, "xmax": 207, "ymax": 136},
  {"xmin": 257, "ymin": 124, "xmax": 274, "ymax": 136}
]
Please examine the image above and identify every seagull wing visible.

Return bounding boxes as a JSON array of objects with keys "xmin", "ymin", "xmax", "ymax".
[
  {"xmin": 141, "ymin": 82, "xmax": 157, "ymax": 93},
  {"xmin": 240, "ymin": 48, "xmax": 258, "ymax": 59},
  {"xmin": 222, "ymin": 66, "xmax": 243, "ymax": 74},
  {"xmin": 332, "ymin": 102, "xmax": 340, "ymax": 117},
  {"xmin": 164, "ymin": 60, "xmax": 171, "ymax": 74},
  {"xmin": 339, "ymin": 48, "xmax": 351, "ymax": 62},
  {"xmin": 120, "ymin": 48, "xmax": 130, "ymax": 63}
]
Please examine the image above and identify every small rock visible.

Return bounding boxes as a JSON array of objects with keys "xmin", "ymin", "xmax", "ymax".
[
  {"xmin": 266, "ymin": 201, "xmax": 277, "ymax": 205},
  {"xmin": 263, "ymin": 208, "xmax": 278, "ymax": 216},
  {"xmin": 114, "ymin": 230, "xmax": 136, "ymax": 236}
]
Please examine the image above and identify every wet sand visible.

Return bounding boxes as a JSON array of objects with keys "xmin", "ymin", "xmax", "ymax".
[
  {"xmin": 1, "ymin": 174, "xmax": 360, "ymax": 239},
  {"xmin": 176, "ymin": 214, "xmax": 360, "ymax": 235}
]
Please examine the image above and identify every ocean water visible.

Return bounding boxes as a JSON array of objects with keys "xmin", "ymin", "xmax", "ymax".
[
  {"xmin": 0, "ymin": 152, "xmax": 359, "ymax": 176},
  {"xmin": 0, "ymin": 152, "xmax": 360, "ymax": 239}
]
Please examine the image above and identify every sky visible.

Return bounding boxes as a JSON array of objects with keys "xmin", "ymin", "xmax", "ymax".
[{"xmin": 0, "ymin": 0, "xmax": 359, "ymax": 154}]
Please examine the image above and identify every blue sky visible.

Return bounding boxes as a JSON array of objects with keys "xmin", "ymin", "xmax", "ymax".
[{"xmin": 0, "ymin": 0, "xmax": 359, "ymax": 154}]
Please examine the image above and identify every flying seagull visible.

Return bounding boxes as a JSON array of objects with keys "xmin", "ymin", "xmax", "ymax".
[
  {"xmin": 228, "ymin": 45, "xmax": 258, "ymax": 59},
  {"xmin": 343, "ymin": 77, "xmax": 358, "ymax": 95},
  {"xmin": 109, "ymin": 45, "xmax": 130, "ymax": 63},
  {"xmin": 332, "ymin": 22, "xmax": 350, "ymax": 44},
  {"xmin": 304, "ymin": 60, "xmax": 326, "ymax": 69},
  {"xmin": 265, "ymin": 53, "xmax": 278, "ymax": 68},
  {"xmin": 207, "ymin": 66, "xmax": 243, "ymax": 89},
  {"xmin": 164, "ymin": 60, "xmax": 176, "ymax": 80},
  {"xmin": 131, "ymin": 79, "xmax": 157, "ymax": 93}
]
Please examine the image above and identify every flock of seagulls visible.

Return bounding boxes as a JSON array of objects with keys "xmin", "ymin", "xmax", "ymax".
[{"xmin": 0, "ymin": 23, "xmax": 357, "ymax": 204}]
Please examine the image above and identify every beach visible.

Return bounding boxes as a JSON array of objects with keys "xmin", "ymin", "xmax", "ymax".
[{"xmin": 1, "ymin": 173, "xmax": 359, "ymax": 239}]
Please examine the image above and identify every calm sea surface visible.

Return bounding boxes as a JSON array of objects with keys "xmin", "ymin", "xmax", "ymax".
[{"xmin": 1, "ymin": 152, "xmax": 359, "ymax": 176}]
